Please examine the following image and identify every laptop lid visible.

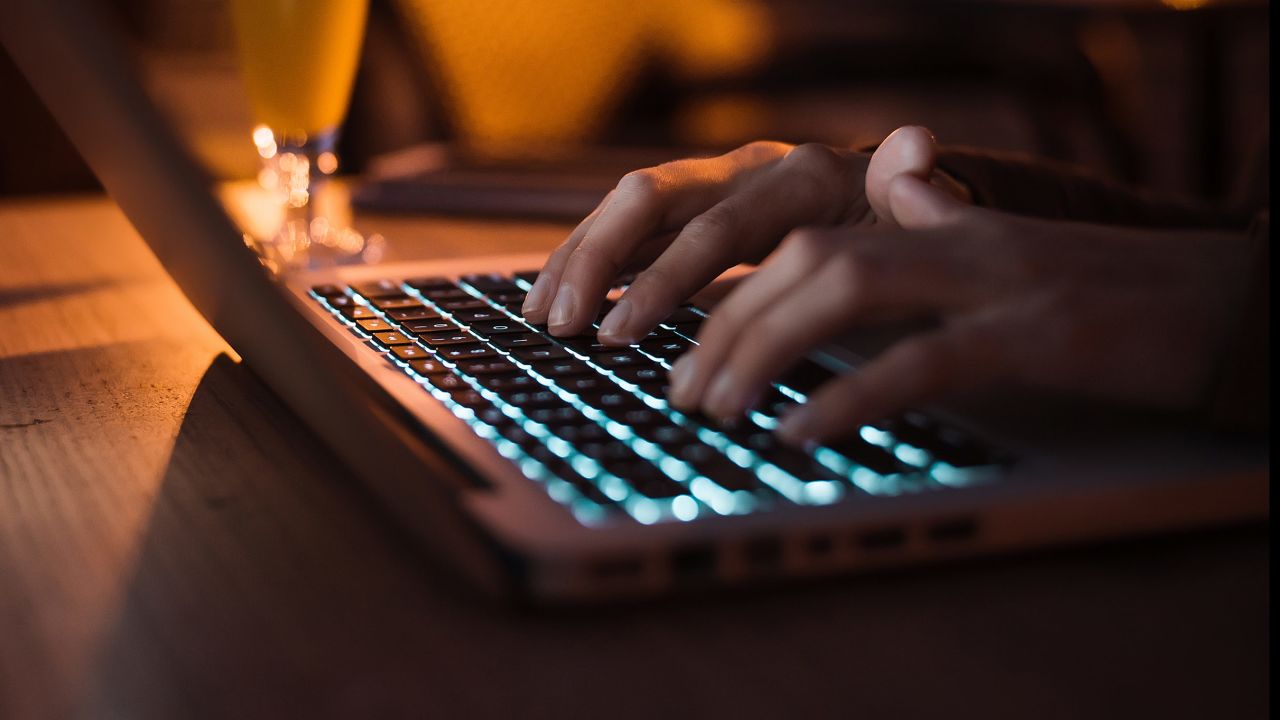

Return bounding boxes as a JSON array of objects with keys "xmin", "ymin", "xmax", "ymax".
[{"xmin": 1, "ymin": 0, "xmax": 510, "ymax": 592}]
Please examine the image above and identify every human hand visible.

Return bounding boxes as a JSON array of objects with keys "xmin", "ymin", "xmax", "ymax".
[
  {"xmin": 520, "ymin": 126, "xmax": 966, "ymax": 342},
  {"xmin": 667, "ymin": 171, "xmax": 1254, "ymax": 447}
]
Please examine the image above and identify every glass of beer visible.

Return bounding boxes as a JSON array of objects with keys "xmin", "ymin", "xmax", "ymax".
[{"xmin": 229, "ymin": 0, "xmax": 373, "ymax": 268}]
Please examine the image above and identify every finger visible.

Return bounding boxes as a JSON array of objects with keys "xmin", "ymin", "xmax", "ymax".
[
  {"xmin": 696, "ymin": 250, "xmax": 875, "ymax": 420},
  {"xmin": 522, "ymin": 192, "xmax": 613, "ymax": 322},
  {"xmin": 865, "ymin": 126, "xmax": 937, "ymax": 226},
  {"xmin": 776, "ymin": 310, "xmax": 1014, "ymax": 446},
  {"xmin": 690, "ymin": 230, "xmax": 989, "ymax": 420},
  {"xmin": 666, "ymin": 229, "xmax": 842, "ymax": 407},
  {"xmin": 887, "ymin": 173, "xmax": 973, "ymax": 230},
  {"xmin": 546, "ymin": 146, "xmax": 788, "ymax": 336},
  {"xmin": 598, "ymin": 143, "xmax": 864, "ymax": 344}
]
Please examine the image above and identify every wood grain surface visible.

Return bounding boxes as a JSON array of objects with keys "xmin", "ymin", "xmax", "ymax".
[{"xmin": 0, "ymin": 195, "xmax": 1268, "ymax": 720}]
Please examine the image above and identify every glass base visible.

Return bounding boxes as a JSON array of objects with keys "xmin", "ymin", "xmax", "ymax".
[{"xmin": 248, "ymin": 126, "xmax": 385, "ymax": 272}]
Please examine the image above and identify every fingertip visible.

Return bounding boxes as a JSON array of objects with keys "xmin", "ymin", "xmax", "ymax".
[
  {"xmin": 596, "ymin": 298, "xmax": 636, "ymax": 345},
  {"xmin": 887, "ymin": 173, "xmax": 968, "ymax": 229},
  {"xmin": 521, "ymin": 273, "xmax": 555, "ymax": 321},
  {"xmin": 867, "ymin": 125, "xmax": 939, "ymax": 226},
  {"xmin": 776, "ymin": 405, "xmax": 818, "ymax": 448}
]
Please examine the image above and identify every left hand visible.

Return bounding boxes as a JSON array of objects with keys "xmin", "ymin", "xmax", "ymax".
[{"xmin": 667, "ymin": 173, "xmax": 1255, "ymax": 447}]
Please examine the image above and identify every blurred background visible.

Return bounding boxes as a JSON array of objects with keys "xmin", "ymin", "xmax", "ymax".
[{"xmin": 0, "ymin": 0, "xmax": 1269, "ymax": 203}]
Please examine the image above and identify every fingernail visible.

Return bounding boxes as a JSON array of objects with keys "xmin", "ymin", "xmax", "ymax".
[
  {"xmin": 667, "ymin": 354, "xmax": 698, "ymax": 406},
  {"xmin": 522, "ymin": 274, "xmax": 552, "ymax": 316},
  {"xmin": 548, "ymin": 283, "xmax": 576, "ymax": 329},
  {"xmin": 597, "ymin": 299, "xmax": 633, "ymax": 342}
]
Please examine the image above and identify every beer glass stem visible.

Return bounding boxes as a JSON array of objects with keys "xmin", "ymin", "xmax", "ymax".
[{"xmin": 277, "ymin": 129, "xmax": 337, "ymax": 235}]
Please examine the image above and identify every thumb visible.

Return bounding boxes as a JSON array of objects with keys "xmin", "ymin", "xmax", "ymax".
[
  {"xmin": 887, "ymin": 173, "xmax": 970, "ymax": 229},
  {"xmin": 865, "ymin": 125, "xmax": 937, "ymax": 226}
]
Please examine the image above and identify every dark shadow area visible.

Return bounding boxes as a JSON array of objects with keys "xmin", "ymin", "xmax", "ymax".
[
  {"xmin": 77, "ymin": 354, "xmax": 1269, "ymax": 719},
  {"xmin": 0, "ymin": 47, "xmax": 100, "ymax": 196},
  {"xmin": 0, "ymin": 277, "xmax": 148, "ymax": 308}
]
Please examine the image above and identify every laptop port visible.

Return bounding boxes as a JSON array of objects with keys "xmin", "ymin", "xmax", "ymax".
[
  {"xmin": 856, "ymin": 526, "xmax": 907, "ymax": 551},
  {"xmin": 743, "ymin": 536, "xmax": 783, "ymax": 572},
  {"xmin": 671, "ymin": 544, "xmax": 717, "ymax": 585},
  {"xmin": 926, "ymin": 516, "xmax": 979, "ymax": 544},
  {"xmin": 588, "ymin": 556, "xmax": 644, "ymax": 581}
]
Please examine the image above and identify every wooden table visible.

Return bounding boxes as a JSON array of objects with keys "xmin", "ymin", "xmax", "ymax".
[{"xmin": 0, "ymin": 195, "xmax": 1268, "ymax": 719}]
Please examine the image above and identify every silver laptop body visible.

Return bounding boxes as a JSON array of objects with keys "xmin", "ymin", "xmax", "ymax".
[{"xmin": 3, "ymin": 0, "xmax": 1266, "ymax": 603}]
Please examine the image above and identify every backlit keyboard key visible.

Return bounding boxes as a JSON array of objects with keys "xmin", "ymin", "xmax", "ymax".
[
  {"xmin": 591, "ymin": 349, "xmax": 647, "ymax": 368},
  {"xmin": 531, "ymin": 359, "xmax": 594, "ymax": 378},
  {"xmin": 311, "ymin": 284, "xmax": 345, "ymax": 297},
  {"xmin": 372, "ymin": 332, "xmax": 413, "ymax": 346},
  {"xmin": 339, "ymin": 305, "xmax": 377, "ymax": 320},
  {"xmin": 438, "ymin": 299, "xmax": 489, "ymax": 312},
  {"xmin": 385, "ymin": 307, "xmax": 441, "ymax": 322},
  {"xmin": 461, "ymin": 273, "xmax": 519, "ymax": 293},
  {"xmin": 452, "ymin": 307, "xmax": 506, "ymax": 323},
  {"xmin": 612, "ymin": 366, "xmax": 665, "ymax": 385},
  {"xmin": 351, "ymin": 279, "xmax": 403, "ymax": 298},
  {"xmin": 490, "ymin": 333, "xmax": 550, "ymax": 350},
  {"xmin": 370, "ymin": 295, "xmax": 421, "ymax": 309},
  {"xmin": 409, "ymin": 359, "xmax": 450, "ymax": 375},
  {"xmin": 512, "ymin": 346, "xmax": 572, "ymax": 362},
  {"xmin": 477, "ymin": 374, "xmax": 540, "ymax": 391},
  {"xmin": 427, "ymin": 373, "xmax": 468, "ymax": 392},
  {"xmin": 457, "ymin": 359, "xmax": 519, "ymax": 376},
  {"xmin": 356, "ymin": 318, "xmax": 395, "ymax": 333},
  {"xmin": 439, "ymin": 344, "xmax": 499, "ymax": 361},
  {"xmin": 402, "ymin": 319, "xmax": 459, "ymax": 334},
  {"xmin": 421, "ymin": 331, "xmax": 478, "ymax": 347},
  {"xmin": 405, "ymin": 276, "xmax": 454, "ymax": 291},
  {"xmin": 391, "ymin": 345, "xmax": 431, "ymax": 361},
  {"xmin": 421, "ymin": 287, "xmax": 470, "ymax": 302},
  {"xmin": 469, "ymin": 321, "xmax": 525, "ymax": 337}
]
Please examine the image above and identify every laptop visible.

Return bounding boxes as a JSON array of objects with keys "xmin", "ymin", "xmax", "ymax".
[{"xmin": 3, "ymin": 0, "xmax": 1266, "ymax": 603}]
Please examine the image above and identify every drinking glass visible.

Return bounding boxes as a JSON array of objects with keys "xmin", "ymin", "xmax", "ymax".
[{"xmin": 229, "ymin": 0, "xmax": 376, "ymax": 268}]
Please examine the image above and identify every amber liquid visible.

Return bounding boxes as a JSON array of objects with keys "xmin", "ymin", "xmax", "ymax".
[{"xmin": 230, "ymin": 0, "xmax": 369, "ymax": 138}]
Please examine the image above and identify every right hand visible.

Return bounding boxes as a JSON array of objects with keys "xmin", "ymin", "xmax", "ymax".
[{"xmin": 521, "ymin": 126, "xmax": 969, "ymax": 343}]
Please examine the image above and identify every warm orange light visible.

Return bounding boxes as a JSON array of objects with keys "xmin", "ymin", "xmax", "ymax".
[
  {"xmin": 1160, "ymin": 0, "xmax": 1210, "ymax": 10},
  {"xmin": 397, "ymin": 0, "xmax": 770, "ymax": 156},
  {"xmin": 230, "ymin": 0, "xmax": 369, "ymax": 137},
  {"xmin": 252, "ymin": 124, "xmax": 278, "ymax": 159},
  {"xmin": 316, "ymin": 151, "xmax": 339, "ymax": 175}
]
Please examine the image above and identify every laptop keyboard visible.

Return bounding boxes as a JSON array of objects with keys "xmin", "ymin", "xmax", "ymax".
[{"xmin": 310, "ymin": 272, "xmax": 1007, "ymax": 525}]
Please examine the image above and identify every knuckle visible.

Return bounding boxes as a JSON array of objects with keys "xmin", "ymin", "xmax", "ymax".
[
  {"xmin": 701, "ymin": 302, "xmax": 747, "ymax": 345},
  {"xmin": 990, "ymin": 234, "xmax": 1041, "ymax": 287},
  {"xmin": 754, "ymin": 312, "xmax": 796, "ymax": 344},
  {"xmin": 780, "ymin": 226, "xmax": 828, "ymax": 254},
  {"xmin": 630, "ymin": 264, "xmax": 680, "ymax": 300},
  {"xmin": 737, "ymin": 140, "xmax": 790, "ymax": 162},
  {"xmin": 616, "ymin": 168, "xmax": 661, "ymax": 198},
  {"xmin": 900, "ymin": 337, "xmax": 951, "ymax": 387},
  {"xmin": 780, "ymin": 143, "xmax": 849, "ymax": 212},
  {"xmin": 685, "ymin": 206, "xmax": 737, "ymax": 242},
  {"xmin": 783, "ymin": 142, "xmax": 840, "ymax": 171},
  {"xmin": 698, "ymin": 307, "xmax": 739, "ymax": 345},
  {"xmin": 832, "ymin": 244, "xmax": 877, "ymax": 285},
  {"xmin": 1039, "ymin": 287, "xmax": 1095, "ymax": 352},
  {"xmin": 678, "ymin": 217, "xmax": 740, "ymax": 268},
  {"xmin": 568, "ymin": 243, "xmax": 623, "ymax": 277}
]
